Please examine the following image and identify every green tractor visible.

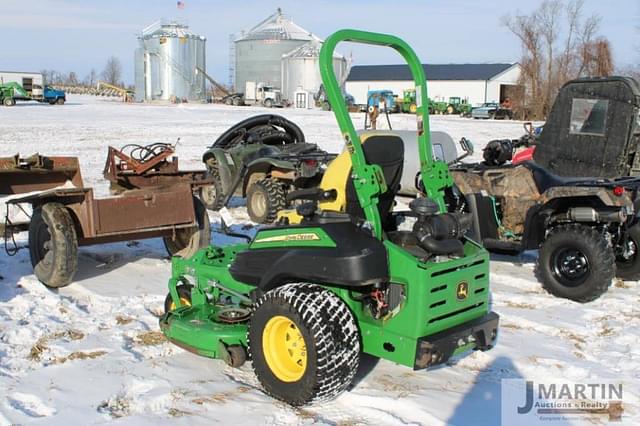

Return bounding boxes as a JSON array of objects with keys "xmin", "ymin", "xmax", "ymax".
[
  {"xmin": 449, "ymin": 96, "xmax": 473, "ymax": 117},
  {"xmin": 159, "ymin": 29, "xmax": 499, "ymax": 406},
  {"xmin": 399, "ymin": 88, "xmax": 417, "ymax": 113},
  {"xmin": 0, "ymin": 82, "xmax": 29, "ymax": 106}
]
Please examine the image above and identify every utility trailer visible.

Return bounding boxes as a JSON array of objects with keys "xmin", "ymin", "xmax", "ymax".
[{"xmin": 2, "ymin": 154, "xmax": 210, "ymax": 288}]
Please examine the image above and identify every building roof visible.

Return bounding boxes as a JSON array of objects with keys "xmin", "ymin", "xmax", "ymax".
[
  {"xmin": 236, "ymin": 8, "xmax": 320, "ymax": 42},
  {"xmin": 346, "ymin": 63, "xmax": 517, "ymax": 82},
  {"xmin": 282, "ymin": 40, "xmax": 344, "ymax": 60}
]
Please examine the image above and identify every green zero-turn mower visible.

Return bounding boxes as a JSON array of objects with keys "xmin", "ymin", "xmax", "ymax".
[{"xmin": 160, "ymin": 29, "xmax": 499, "ymax": 406}]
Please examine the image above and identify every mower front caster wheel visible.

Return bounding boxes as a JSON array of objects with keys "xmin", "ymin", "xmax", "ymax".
[{"xmin": 248, "ymin": 283, "xmax": 360, "ymax": 406}]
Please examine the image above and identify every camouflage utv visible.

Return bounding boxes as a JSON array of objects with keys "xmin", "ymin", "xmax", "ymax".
[{"xmin": 441, "ymin": 136, "xmax": 640, "ymax": 303}]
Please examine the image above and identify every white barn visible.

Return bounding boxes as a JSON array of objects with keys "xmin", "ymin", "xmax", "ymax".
[
  {"xmin": 345, "ymin": 63, "xmax": 522, "ymax": 106},
  {"xmin": 0, "ymin": 71, "xmax": 43, "ymax": 94}
]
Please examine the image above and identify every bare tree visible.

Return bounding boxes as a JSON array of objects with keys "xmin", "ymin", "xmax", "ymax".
[
  {"xmin": 504, "ymin": 0, "xmax": 613, "ymax": 119},
  {"xmin": 102, "ymin": 56, "xmax": 122, "ymax": 86},
  {"xmin": 66, "ymin": 71, "xmax": 79, "ymax": 86},
  {"xmin": 84, "ymin": 69, "xmax": 97, "ymax": 87}
]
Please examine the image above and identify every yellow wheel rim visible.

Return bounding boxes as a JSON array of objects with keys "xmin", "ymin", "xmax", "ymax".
[
  {"xmin": 409, "ymin": 103, "xmax": 417, "ymax": 113},
  {"xmin": 262, "ymin": 315, "xmax": 307, "ymax": 382},
  {"xmin": 169, "ymin": 297, "xmax": 191, "ymax": 311}
]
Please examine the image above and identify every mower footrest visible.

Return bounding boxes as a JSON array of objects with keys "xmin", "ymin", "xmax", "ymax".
[{"xmin": 414, "ymin": 311, "xmax": 499, "ymax": 369}]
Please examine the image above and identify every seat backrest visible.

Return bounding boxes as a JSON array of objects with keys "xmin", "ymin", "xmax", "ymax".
[{"xmin": 318, "ymin": 133, "xmax": 404, "ymax": 227}]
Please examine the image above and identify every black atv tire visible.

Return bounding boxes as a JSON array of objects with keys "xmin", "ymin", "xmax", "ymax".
[
  {"xmin": 248, "ymin": 283, "xmax": 360, "ymax": 406},
  {"xmin": 537, "ymin": 224, "xmax": 614, "ymax": 302},
  {"xmin": 163, "ymin": 284, "xmax": 193, "ymax": 313},
  {"xmin": 246, "ymin": 178, "xmax": 286, "ymax": 224},
  {"xmin": 163, "ymin": 197, "xmax": 211, "ymax": 258},
  {"xmin": 29, "ymin": 203, "xmax": 78, "ymax": 288},
  {"xmin": 615, "ymin": 223, "xmax": 640, "ymax": 280},
  {"xmin": 199, "ymin": 168, "xmax": 225, "ymax": 211}
]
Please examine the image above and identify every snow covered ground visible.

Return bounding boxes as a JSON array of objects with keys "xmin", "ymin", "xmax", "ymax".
[{"xmin": 0, "ymin": 96, "xmax": 638, "ymax": 425}]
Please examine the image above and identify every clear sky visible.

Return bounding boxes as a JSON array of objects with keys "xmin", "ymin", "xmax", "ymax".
[{"xmin": 2, "ymin": 0, "xmax": 638, "ymax": 85}]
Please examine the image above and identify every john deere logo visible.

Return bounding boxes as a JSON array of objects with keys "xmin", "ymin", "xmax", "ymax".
[
  {"xmin": 456, "ymin": 282, "xmax": 469, "ymax": 300},
  {"xmin": 254, "ymin": 233, "xmax": 320, "ymax": 244}
]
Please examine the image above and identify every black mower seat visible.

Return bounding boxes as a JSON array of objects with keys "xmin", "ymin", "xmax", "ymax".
[
  {"xmin": 522, "ymin": 161, "xmax": 596, "ymax": 193},
  {"xmin": 346, "ymin": 134, "xmax": 404, "ymax": 229}
]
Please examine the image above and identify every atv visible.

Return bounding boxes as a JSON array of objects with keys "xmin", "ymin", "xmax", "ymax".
[
  {"xmin": 200, "ymin": 114, "xmax": 336, "ymax": 223},
  {"xmin": 160, "ymin": 30, "xmax": 499, "ymax": 406},
  {"xmin": 444, "ymin": 134, "xmax": 640, "ymax": 302}
]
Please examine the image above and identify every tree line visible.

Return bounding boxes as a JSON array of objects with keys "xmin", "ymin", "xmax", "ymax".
[
  {"xmin": 41, "ymin": 56, "xmax": 126, "ymax": 89},
  {"xmin": 503, "ymin": 0, "xmax": 636, "ymax": 119}
]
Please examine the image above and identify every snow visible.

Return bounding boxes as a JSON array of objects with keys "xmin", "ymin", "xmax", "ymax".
[{"xmin": 0, "ymin": 95, "xmax": 638, "ymax": 425}]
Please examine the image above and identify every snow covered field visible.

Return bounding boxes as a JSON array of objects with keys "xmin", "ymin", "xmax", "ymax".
[{"xmin": 0, "ymin": 95, "xmax": 638, "ymax": 425}]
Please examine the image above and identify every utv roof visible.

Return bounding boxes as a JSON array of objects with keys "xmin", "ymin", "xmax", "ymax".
[{"xmin": 561, "ymin": 76, "xmax": 640, "ymax": 105}]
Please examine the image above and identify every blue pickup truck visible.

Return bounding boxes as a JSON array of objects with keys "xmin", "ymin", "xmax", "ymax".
[{"xmin": 33, "ymin": 84, "xmax": 66, "ymax": 105}]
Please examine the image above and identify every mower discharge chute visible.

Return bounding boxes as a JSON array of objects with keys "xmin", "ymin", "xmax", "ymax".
[{"xmin": 160, "ymin": 29, "xmax": 499, "ymax": 406}]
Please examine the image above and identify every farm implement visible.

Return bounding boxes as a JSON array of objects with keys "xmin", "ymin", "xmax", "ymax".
[{"xmin": 1, "ymin": 147, "xmax": 210, "ymax": 288}]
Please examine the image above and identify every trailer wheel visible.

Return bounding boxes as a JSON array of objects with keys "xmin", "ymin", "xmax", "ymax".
[
  {"xmin": 56, "ymin": 97, "xmax": 65, "ymax": 105},
  {"xmin": 246, "ymin": 178, "xmax": 286, "ymax": 224},
  {"xmin": 199, "ymin": 168, "xmax": 225, "ymax": 211},
  {"xmin": 537, "ymin": 224, "xmax": 613, "ymax": 302},
  {"xmin": 615, "ymin": 223, "xmax": 640, "ymax": 280},
  {"xmin": 163, "ymin": 197, "xmax": 211, "ymax": 258},
  {"xmin": 3, "ymin": 97, "xmax": 15, "ymax": 106},
  {"xmin": 28, "ymin": 203, "xmax": 78, "ymax": 288},
  {"xmin": 248, "ymin": 283, "xmax": 360, "ymax": 406}
]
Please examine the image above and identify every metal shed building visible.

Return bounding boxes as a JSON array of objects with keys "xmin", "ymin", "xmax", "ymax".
[{"xmin": 345, "ymin": 63, "xmax": 522, "ymax": 106}]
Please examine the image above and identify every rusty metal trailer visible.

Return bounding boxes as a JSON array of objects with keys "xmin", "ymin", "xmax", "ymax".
[{"xmin": 2, "ymin": 154, "xmax": 210, "ymax": 288}]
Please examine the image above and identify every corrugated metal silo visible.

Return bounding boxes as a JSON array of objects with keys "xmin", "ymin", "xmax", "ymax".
[
  {"xmin": 234, "ymin": 9, "xmax": 317, "ymax": 94},
  {"xmin": 135, "ymin": 20, "xmax": 206, "ymax": 102},
  {"xmin": 281, "ymin": 40, "xmax": 347, "ymax": 103}
]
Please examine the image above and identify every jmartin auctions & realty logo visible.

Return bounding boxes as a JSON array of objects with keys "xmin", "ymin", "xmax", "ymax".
[{"xmin": 502, "ymin": 379, "xmax": 625, "ymax": 424}]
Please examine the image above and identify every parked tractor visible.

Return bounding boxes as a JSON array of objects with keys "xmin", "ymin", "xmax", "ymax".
[
  {"xmin": 160, "ymin": 29, "xmax": 498, "ymax": 406},
  {"xmin": 398, "ymin": 88, "xmax": 417, "ymax": 113},
  {"xmin": 0, "ymin": 82, "xmax": 29, "ymax": 106}
]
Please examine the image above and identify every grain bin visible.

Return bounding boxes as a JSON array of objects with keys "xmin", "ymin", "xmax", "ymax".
[
  {"xmin": 135, "ymin": 21, "xmax": 206, "ymax": 102},
  {"xmin": 281, "ymin": 40, "xmax": 347, "ymax": 103},
  {"xmin": 234, "ymin": 9, "xmax": 317, "ymax": 94}
]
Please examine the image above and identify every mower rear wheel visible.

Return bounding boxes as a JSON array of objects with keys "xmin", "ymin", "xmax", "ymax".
[
  {"xmin": 615, "ymin": 223, "xmax": 640, "ymax": 280},
  {"xmin": 163, "ymin": 197, "xmax": 211, "ymax": 258},
  {"xmin": 28, "ymin": 203, "xmax": 78, "ymax": 288},
  {"xmin": 248, "ymin": 283, "xmax": 360, "ymax": 406},
  {"xmin": 246, "ymin": 178, "xmax": 286, "ymax": 224},
  {"xmin": 537, "ymin": 224, "xmax": 614, "ymax": 302},
  {"xmin": 164, "ymin": 284, "xmax": 193, "ymax": 313}
]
